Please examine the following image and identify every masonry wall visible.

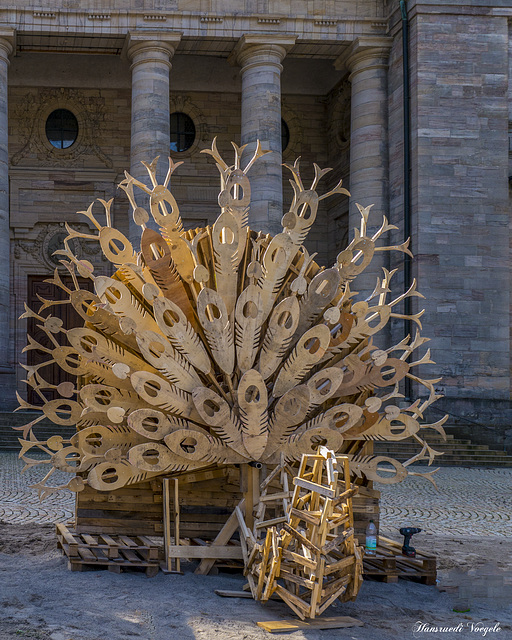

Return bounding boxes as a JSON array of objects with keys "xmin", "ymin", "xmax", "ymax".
[{"xmin": 408, "ymin": 9, "xmax": 511, "ymax": 439}]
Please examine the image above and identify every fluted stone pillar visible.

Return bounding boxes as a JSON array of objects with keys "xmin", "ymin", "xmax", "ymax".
[
  {"xmin": 0, "ymin": 30, "xmax": 14, "ymax": 404},
  {"xmin": 232, "ymin": 35, "xmax": 295, "ymax": 236},
  {"xmin": 335, "ymin": 37, "xmax": 392, "ymax": 295},
  {"xmin": 127, "ymin": 32, "xmax": 181, "ymax": 244}
]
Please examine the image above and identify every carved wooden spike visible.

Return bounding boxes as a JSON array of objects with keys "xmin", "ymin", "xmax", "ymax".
[
  {"xmin": 140, "ymin": 228, "xmax": 194, "ymax": 318},
  {"xmin": 164, "ymin": 426, "xmax": 246, "ymax": 465},
  {"xmin": 71, "ymin": 425, "xmax": 141, "ymax": 457},
  {"xmin": 149, "ymin": 184, "xmax": 183, "ymax": 234},
  {"xmin": 218, "ymin": 169, "xmax": 251, "ymax": 221},
  {"xmin": 349, "ymin": 454, "xmax": 408, "ymax": 484},
  {"xmin": 237, "ymin": 369, "xmax": 269, "ymax": 460},
  {"xmin": 127, "ymin": 408, "xmax": 177, "ymax": 440},
  {"xmin": 98, "ymin": 227, "xmax": 137, "ymax": 265},
  {"xmin": 87, "ymin": 461, "xmax": 142, "ymax": 491},
  {"xmin": 94, "ymin": 276, "xmax": 161, "ymax": 335},
  {"xmin": 282, "ymin": 185, "xmax": 319, "ymax": 246},
  {"xmin": 66, "ymin": 327, "xmax": 154, "ymax": 375}
]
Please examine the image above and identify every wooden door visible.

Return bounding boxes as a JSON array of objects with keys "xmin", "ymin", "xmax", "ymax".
[{"xmin": 26, "ymin": 275, "xmax": 92, "ymax": 405}]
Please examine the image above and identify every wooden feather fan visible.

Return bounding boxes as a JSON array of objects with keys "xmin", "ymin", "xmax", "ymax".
[{"xmin": 16, "ymin": 140, "xmax": 447, "ymax": 499}]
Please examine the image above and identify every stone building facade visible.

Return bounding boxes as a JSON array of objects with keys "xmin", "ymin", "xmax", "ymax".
[{"xmin": 0, "ymin": 1, "xmax": 510, "ymax": 450}]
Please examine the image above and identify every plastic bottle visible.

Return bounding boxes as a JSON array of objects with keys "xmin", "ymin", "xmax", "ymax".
[{"xmin": 365, "ymin": 520, "xmax": 377, "ymax": 555}]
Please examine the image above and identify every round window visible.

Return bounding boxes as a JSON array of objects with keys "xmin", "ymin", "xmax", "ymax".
[
  {"xmin": 170, "ymin": 112, "xmax": 195, "ymax": 153},
  {"xmin": 281, "ymin": 119, "xmax": 290, "ymax": 152},
  {"xmin": 45, "ymin": 109, "xmax": 79, "ymax": 149}
]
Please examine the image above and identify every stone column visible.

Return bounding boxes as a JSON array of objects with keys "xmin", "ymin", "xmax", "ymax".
[
  {"xmin": 335, "ymin": 37, "xmax": 392, "ymax": 295},
  {"xmin": 231, "ymin": 35, "xmax": 295, "ymax": 236},
  {"xmin": 0, "ymin": 30, "xmax": 14, "ymax": 406},
  {"xmin": 127, "ymin": 32, "xmax": 181, "ymax": 244}
]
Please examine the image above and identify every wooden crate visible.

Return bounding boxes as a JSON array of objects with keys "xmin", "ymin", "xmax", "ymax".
[
  {"xmin": 56, "ymin": 523, "xmax": 160, "ymax": 577},
  {"xmin": 363, "ymin": 535, "xmax": 437, "ymax": 585},
  {"xmin": 171, "ymin": 466, "xmax": 244, "ymax": 540}
]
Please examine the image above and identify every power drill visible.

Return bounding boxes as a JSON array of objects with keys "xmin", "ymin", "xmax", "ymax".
[{"xmin": 399, "ymin": 527, "xmax": 421, "ymax": 557}]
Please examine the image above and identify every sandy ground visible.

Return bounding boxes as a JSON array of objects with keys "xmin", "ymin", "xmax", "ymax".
[{"xmin": 1, "ymin": 522, "xmax": 511, "ymax": 640}]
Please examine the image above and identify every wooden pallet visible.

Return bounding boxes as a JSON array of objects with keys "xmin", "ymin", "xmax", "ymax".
[
  {"xmin": 56, "ymin": 523, "xmax": 160, "ymax": 577},
  {"xmin": 362, "ymin": 535, "xmax": 436, "ymax": 585}
]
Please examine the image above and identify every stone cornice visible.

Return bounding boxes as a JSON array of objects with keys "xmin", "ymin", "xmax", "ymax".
[
  {"xmin": 334, "ymin": 36, "xmax": 392, "ymax": 74},
  {"xmin": 0, "ymin": 10, "xmax": 388, "ymax": 51}
]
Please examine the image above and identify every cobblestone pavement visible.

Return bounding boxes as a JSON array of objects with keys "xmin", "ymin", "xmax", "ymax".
[
  {"xmin": 377, "ymin": 466, "xmax": 512, "ymax": 537},
  {"xmin": 0, "ymin": 451, "xmax": 74, "ymax": 524},
  {"xmin": 0, "ymin": 451, "xmax": 511, "ymax": 536}
]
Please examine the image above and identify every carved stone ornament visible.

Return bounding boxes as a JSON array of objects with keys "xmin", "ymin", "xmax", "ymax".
[
  {"xmin": 328, "ymin": 79, "xmax": 351, "ymax": 152},
  {"xmin": 14, "ymin": 223, "xmax": 103, "ymax": 270},
  {"xmin": 11, "ymin": 87, "xmax": 113, "ymax": 168}
]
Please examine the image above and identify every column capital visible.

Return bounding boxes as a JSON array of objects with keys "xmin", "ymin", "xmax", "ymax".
[
  {"xmin": 0, "ymin": 28, "xmax": 15, "ymax": 63},
  {"xmin": 126, "ymin": 31, "xmax": 182, "ymax": 69},
  {"xmin": 229, "ymin": 34, "xmax": 296, "ymax": 71},
  {"xmin": 334, "ymin": 36, "xmax": 392, "ymax": 75}
]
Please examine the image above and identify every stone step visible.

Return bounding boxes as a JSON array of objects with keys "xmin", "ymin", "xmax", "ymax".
[
  {"xmin": 374, "ymin": 425, "xmax": 512, "ymax": 467},
  {"xmin": 376, "ymin": 444, "xmax": 499, "ymax": 454},
  {"xmin": 0, "ymin": 412, "xmax": 74, "ymax": 449}
]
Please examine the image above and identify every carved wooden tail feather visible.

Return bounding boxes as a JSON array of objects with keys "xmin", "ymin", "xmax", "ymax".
[{"xmin": 17, "ymin": 141, "xmax": 446, "ymax": 500}]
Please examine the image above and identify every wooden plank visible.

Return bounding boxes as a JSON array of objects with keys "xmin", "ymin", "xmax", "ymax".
[
  {"xmin": 273, "ymin": 584, "xmax": 310, "ymax": 618},
  {"xmin": 282, "ymin": 522, "xmax": 321, "ymax": 556},
  {"xmin": 56, "ymin": 523, "xmax": 79, "ymax": 556},
  {"xmin": 174, "ymin": 478, "xmax": 181, "ymax": 573},
  {"xmin": 289, "ymin": 507, "xmax": 320, "ymax": 526},
  {"xmin": 324, "ymin": 555, "xmax": 355, "ymax": 575},
  {"xmin": 172, "ymin": 467, "xmax": 238, "ymax": 486},
  {"xmin": 322, "ymin": 528, "xmax": 354, "ymax": 555},
  {"xmin": 166, "ymin": 545, "xmax": 243, "ymax": 559},
  {"xmin": 194, "ymin": 499, "xmax": 245, "ymax": 575},
  {"xmin": 256, "ymin": 616, "xmax": 364, "ymax": 633},
  {"xmin": 256, "ymin": 529, "xmax": 272, "ymax": 600},
  {"xmin": 293, "ymin": 477, "xmax": 335, "ymax": 500},
  {"xmin": 255, "ymin": 516, "xmax": 287, "ymax": 529},
  {"xmin": 259, "ymin": 491, "xmax": 292, "ymax": 503},
  {"xmin": 282, "ymin": 548, "xmax": 317, "ymax": 571}
]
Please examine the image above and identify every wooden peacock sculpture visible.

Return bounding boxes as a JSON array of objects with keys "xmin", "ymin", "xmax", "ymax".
[{"xmin": 16, "ymin": 140, "xmax": 447, "ymax": 499}]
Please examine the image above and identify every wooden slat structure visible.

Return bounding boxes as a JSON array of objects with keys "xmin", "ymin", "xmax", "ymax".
[
  {"xmin": 363, "ymin": 535, "xmax": 437, "ymax": 585},
  {"xmin": 16, "ymin": 144, "xmax": 443, "ymax": 620},
  {"xmin": 75, "ymin": 480, "xmax": 164, "ymax": 535},
  {"xmin": 243, "ymin": 450, "xmax": 364, "ymax": 620},
  {"xmin": 56, "ymin": 523, "xmax": 160, "ymax": 576}
]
